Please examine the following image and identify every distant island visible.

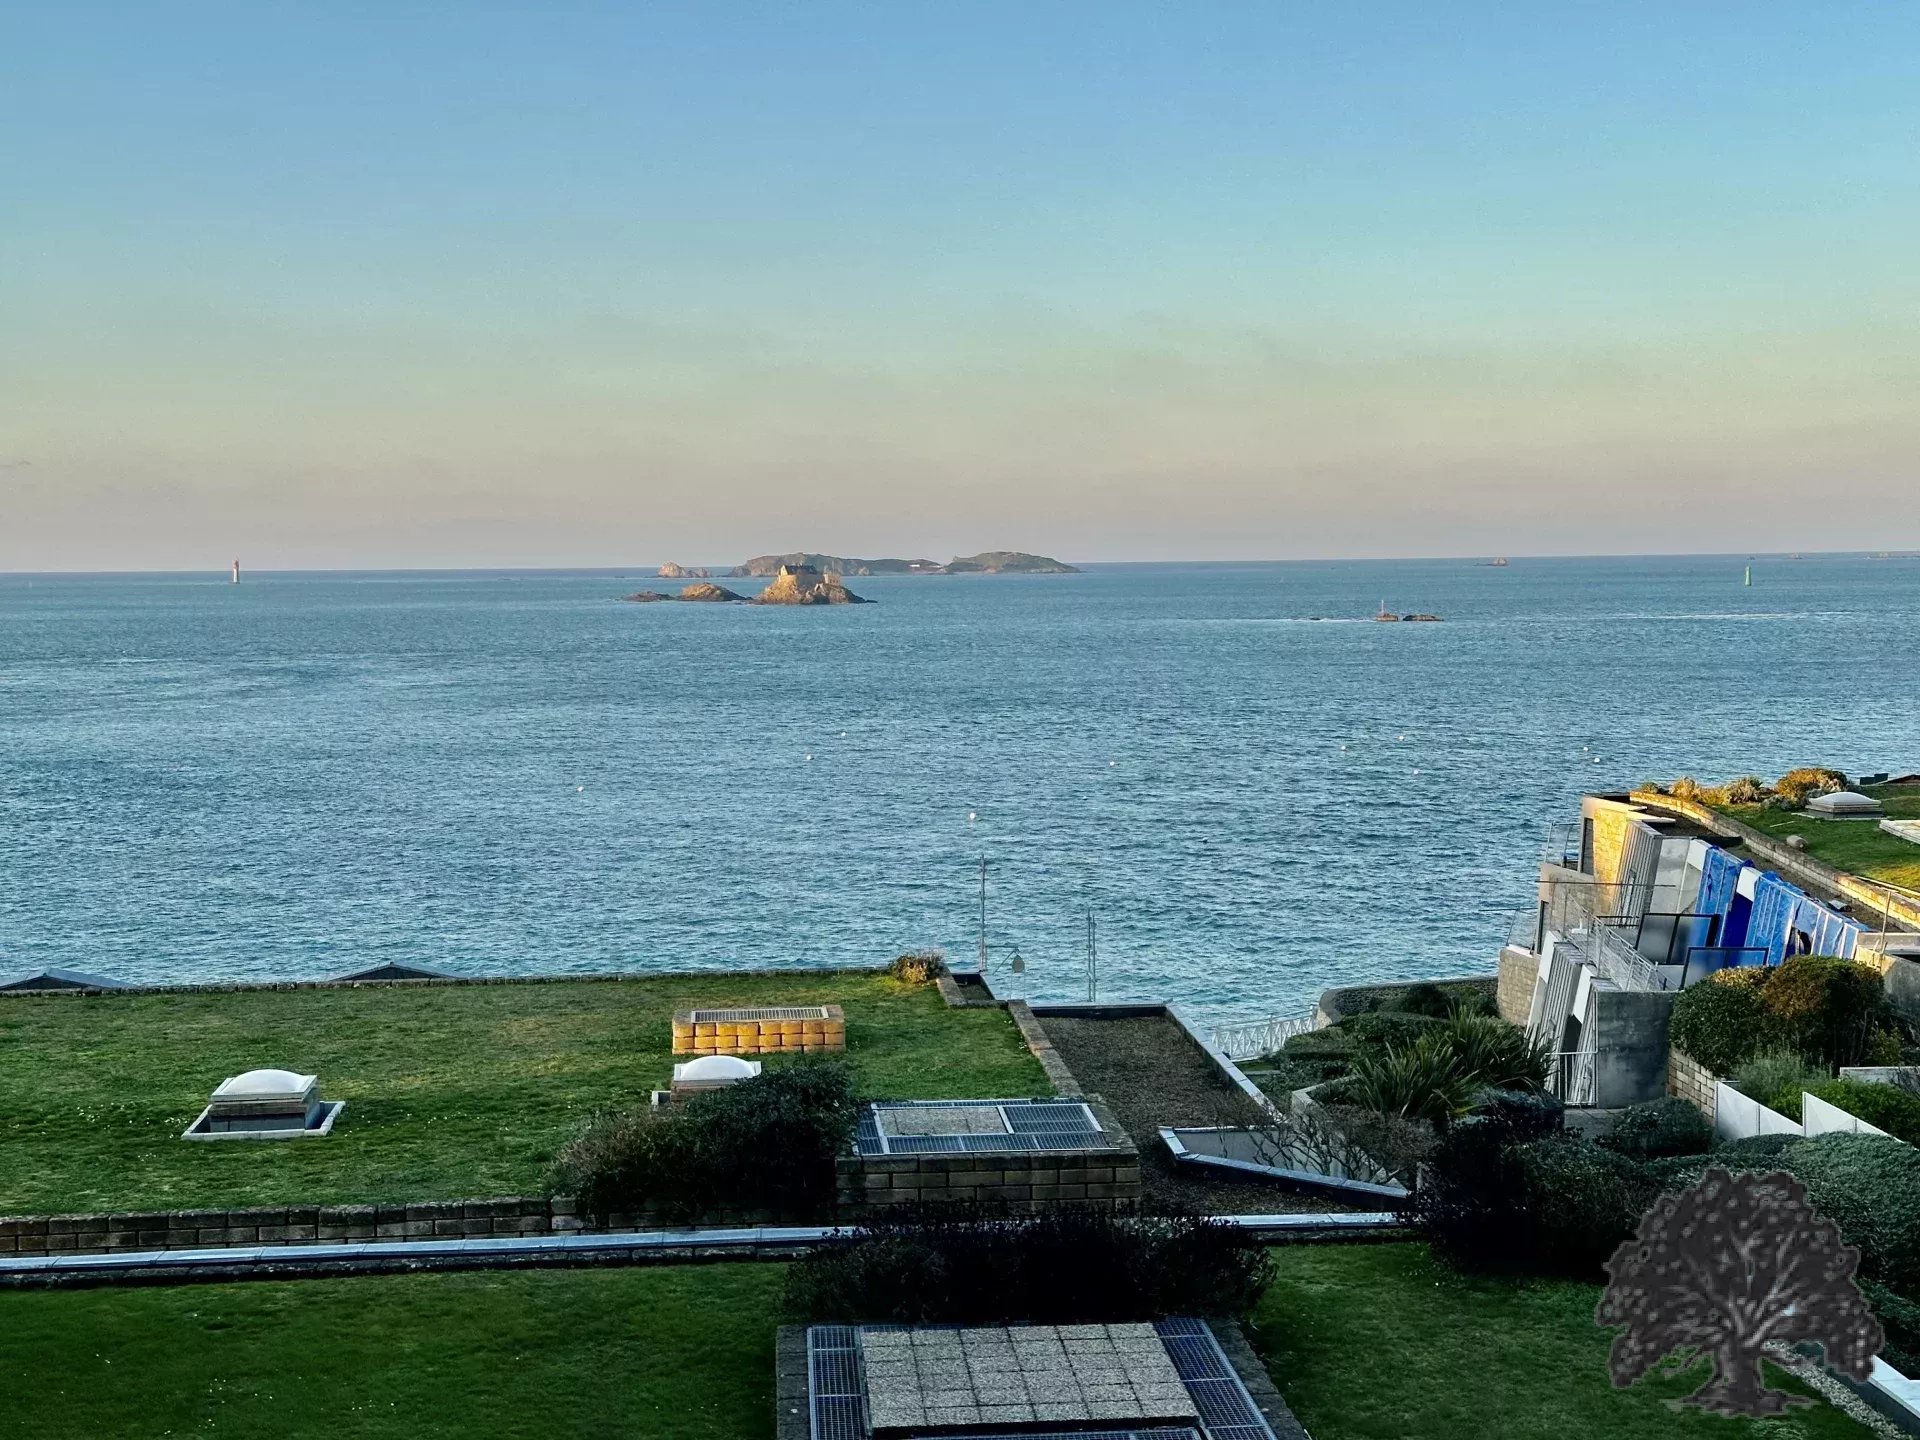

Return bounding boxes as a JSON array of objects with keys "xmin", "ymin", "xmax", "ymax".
[
  {"xmin": 621, "ymin": 566, "xmax": 869, "ymax": 606},
  {"xmin": 621, "ymin": 583, "xmax": 748, "ymax": 604},
  {"xmin": 726, "ymin": 550, "xmax": 1077, "ymax": 577},
  {"xmin": 656, "ymin": 562, "xmax": 712, "ymax": 579}
]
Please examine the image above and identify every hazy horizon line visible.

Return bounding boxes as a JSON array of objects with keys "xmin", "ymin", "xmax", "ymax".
[{"xmin": 4, "ymin": 547, "xmax": 1914, "ymax": 578}]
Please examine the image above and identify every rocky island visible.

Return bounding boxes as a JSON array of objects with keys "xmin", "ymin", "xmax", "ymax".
[
  {"xmin": 750, "ymin": 565, "xmax": 869, "ymax": 605},
  {"xmin": 657, "ymin": 562, "xmax": 712, "ymax": 579},
  {"xmin": 727, "ymin": 549, "xmax": 1076, "ymax": 576},
  {"xmin": 621, "ymin": 583, "xmax": 748, "ymax": 603}
]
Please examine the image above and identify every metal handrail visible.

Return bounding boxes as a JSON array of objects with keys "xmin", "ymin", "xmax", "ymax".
[{"xmin": 1211, "ymin": 1010, "xmax": 1320, "ymax": 1061}]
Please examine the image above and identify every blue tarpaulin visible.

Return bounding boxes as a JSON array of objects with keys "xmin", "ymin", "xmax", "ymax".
[
  {"xmin": 1695, "ymin": 846, "xmax": 1747, "ymax": 929},
  {"xmin": 1745, "ymin": 872, "xmax": 1861, "ymax": 965}
]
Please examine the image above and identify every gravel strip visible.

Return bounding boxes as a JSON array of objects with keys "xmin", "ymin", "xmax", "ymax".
[{"xmin": 1038, "ymin": 1013, "xmax": 1352, "ymax": 1216}]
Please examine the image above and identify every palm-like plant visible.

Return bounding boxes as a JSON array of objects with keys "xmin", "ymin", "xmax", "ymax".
[
  {"xmin": 1443, "ymin": 1011, "xmax": 1552, "ymax": 1092},
  {"xmin": 1341, "ymin": 1032, "xmax": 1481, "ymax": 1126}
]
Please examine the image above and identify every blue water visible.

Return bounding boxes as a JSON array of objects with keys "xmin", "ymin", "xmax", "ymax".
[{"xmin": 3, "ymin": 556, "xmax": 1916, "ymax": 1025}]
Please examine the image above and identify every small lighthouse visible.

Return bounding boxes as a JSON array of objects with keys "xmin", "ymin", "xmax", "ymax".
[{"xmin": 231, "ymin": 559, "xmax": 241, "ymax": 585}]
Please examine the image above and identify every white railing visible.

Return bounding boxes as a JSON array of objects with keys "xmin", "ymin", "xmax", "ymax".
[
  {"xmin": 1547, "ymin": 1048, "xmax": 1597, "ymax": 1107},
  {"xmin": 1211, "ymin": 1010, "xmax": 1320, "ymax": 1061},
  {"xmin": 1588, "ymin": 921, "xmax": 1671, "ymax": 992}
]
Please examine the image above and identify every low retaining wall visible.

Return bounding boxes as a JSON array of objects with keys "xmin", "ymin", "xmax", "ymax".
[
  {"xmin": 0, "ymin": 963, "xmax": 898, "ymax": 1001},
  {"xmin": 835, "ymin": 1099, "xmax": 1140, "ymax": 1213},
  {"xmin": 0, "ymin": 1197, "xmax": 630, "ymax": 1259},
  {"xmin": 1667, "ymin": 1048, "xmax": 1718, "ymax": 1121}
]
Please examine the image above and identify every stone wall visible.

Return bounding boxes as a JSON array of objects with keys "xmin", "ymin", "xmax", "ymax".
[
  {"xmin": 836, "ymin": 1146, "xmax": 1142, "ymax": 1214},
  {"xmin": 836, "ymin": 1098, "xmax": 1139, "ymax": 1213},
  {"xmin": 1667, "ymin": 1048, "xmax": 1718, "ymax": 1121},
  {"xmin": 1496, "ymin": 946, "xmax": 1538, "ymax": 1027},
  {"xmin": 0, "ymin": 1197, "xmax": 611, "ymax": 1259}
]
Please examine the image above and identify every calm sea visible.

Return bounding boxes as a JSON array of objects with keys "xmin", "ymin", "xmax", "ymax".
[{"xmin": 3, "ymin": 556, "xmax": 1916, "ymax": 1025}]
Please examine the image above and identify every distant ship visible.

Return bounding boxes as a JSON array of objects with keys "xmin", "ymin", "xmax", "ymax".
[
  {"xmin": 1480, "ymin": 557, "xmax": 1509, "ymax": 567},
  {"xmin": 231, "ymin": 559, "xmax": 241, "ymax": 585}
]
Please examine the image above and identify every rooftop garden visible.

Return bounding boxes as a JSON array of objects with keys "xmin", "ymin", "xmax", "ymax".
[
  {"xmin": 1254, "ymin": 1242, "xmax": 1877, "ymax": 1440},
  {"xmin": 0, "ymin": 969, "xmax": 1047, "ymax": 1215},
  {"xmin": 1648, "ymin": 770, "xmax": 1920, "ymax": 894},
  {"xmin": 0, "ymin": 1244, "xmax": 1880, "ymax": 1439}
]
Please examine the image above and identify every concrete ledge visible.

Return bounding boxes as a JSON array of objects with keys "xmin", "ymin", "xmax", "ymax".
[
  {"xmin": 0, "ymin": 962, "xmax": 898, "ymax": 1002},
  {"xmin": 0, "ymin": 1211, "xmax": 1404, "ymax": 1285},
  {"xmin": 1005, "ymin": 1000, "xmax": 1084, "ymax": 1096}
]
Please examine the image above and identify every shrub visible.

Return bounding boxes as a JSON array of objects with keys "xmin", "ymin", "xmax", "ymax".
[
  {"xmin": 1512, "ymin": 1136, "xmax": 1657, "ymax": 1278},
  {"xmin": 1414, "ymin": 1125, "xmax": 1650, "ymax": 1279},
  {"xmin": 783, "ymin": 1205, "xmax": 1273, "ymax": 1325},
  {"xmin": 1442, "ymin": 1012, "xmax": 1551, "ymax": 1091},
  {"xmin": 1763, "ymin": 955, "xmax": 1887, "ymax": 1069},
  {"xmin": 549, "ymin": 1058, "xmax": 858, "ymax": 1223},
  {"xmin": 1722, "ymin": 775, "xmax": 1769, "ymax": 805},
  {"xmin": 1805, "ymin": 1078, "xmax": 1920, "ymax": 1144},
  {"xmin": 1781, "ymin": 1134, "xmax": 1920, "ymax": 1294},
  {"xmin": 1864, "ymin": 1281, "xmax": 1920, "ymax": 1375},
  {"xmin": 1392, "ymin": 982, "xmax": 1454, "ymax": 1019},
  {"xmin": 1669, "ymin": 967, "xmax": 1772, "ymax": 1075},
  {"xmin": 1341, "ymin": 1010, "xmax": 1444, "ymax": 1053},
  {"xmin": 1470, "ymin": 1086, "xmax": 1564, "ymax": 1142},
  {"xmin": 886, "ymin": 949, "xmax": 945, "ymax": 984},
  {"xmin": 1337, "ymin": 1031, "xmax": 1479, "ymax": 1126},
  {"xmin": 1729, "ymin": 1049, "xmax": 1827, "ymax": 1118},
  {"xmin": 1773, "ymin": 767, "xmax": 1848, "ymax": 807},
  {"xmin": 1597, "ymin": 1097, "xmax": 1713, "ymax": 1161}
]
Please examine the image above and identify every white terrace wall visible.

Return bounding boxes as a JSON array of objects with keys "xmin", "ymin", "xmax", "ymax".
[
  {"xmin": 1803, "ymin": 1094, "xmax": 1892, "ymax": 1140},
  {"xmin": 1712, "ymin": 1083, "xmax": 1803, "ymax": 1143}
]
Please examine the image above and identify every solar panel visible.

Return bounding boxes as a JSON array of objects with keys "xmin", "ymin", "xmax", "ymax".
[{"xmin": 854, "ymin": 1099, "xmax": 1105, "ymax": 1156}]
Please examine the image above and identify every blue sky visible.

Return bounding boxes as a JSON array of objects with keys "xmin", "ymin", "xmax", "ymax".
[{"xmin": 3, "ymin": 3, "xmax": 1916, "ymax": 567}]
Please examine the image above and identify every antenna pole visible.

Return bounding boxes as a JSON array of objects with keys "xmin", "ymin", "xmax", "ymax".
[{"xmin": 977, "ymin": 857, "xmax": 988, "ymax": 973}]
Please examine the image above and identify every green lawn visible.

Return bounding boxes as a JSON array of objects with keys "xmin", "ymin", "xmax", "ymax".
[
  {"xmin": 1720, "ymin": 783, "xmax": 1920, "ymax": 895},
  {"xmin": 0, "ymin": 1245, "xmax": 1883, "ymax": 1439},
  {"xmin": 0, "ymin": 1264, "xmax": 786, "ymax": 1440},
  {"xmin": 1251, "ymin": 1242, "xmax": 1877, "ymax": 1440},
  {"xmin": 0, "ymin": 972, "xmax": 1046, "ymax": 1214}
]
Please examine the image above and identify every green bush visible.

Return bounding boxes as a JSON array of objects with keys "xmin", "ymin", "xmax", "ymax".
[
  {"xmin": 1337, "ymin": 1031, "xmax": 1479, "ymax": 1126},
  {"xmin": 1392, "ymin": 982, "xmax": 1454, "ymax": 1019},
  {"xmin": 1341, "ymin": 1010, "xmax": 1445, "ymax": 1053},
  {"xmin": 1863, "ymin": 1281, "xmax": 1920, "ymax": 1375},
  {"xmin": 1764, "ymin": 955, "xmax": 1888, "ymax": 1069},
  {"xmin": 549, "ymin": 1059, "xmax": 858, "ymax": 1223},
  {"xmin": 887, "ymin": 950, "xmax": 945, "ymax": 984},
  {"xmin": 1781, "ymin": 1134, "xmax": 1920, "ymax": 1295},
  {"xmin": 1773, "ymin": 766, "xmax": 1848, "ymax": 807},
  {"xmin": 1722, "ymin": 775, "xmax": 1769, "ymax": 804},
  {"xmin": 1805, "ymin": 1078, "xmax": 1920, "ymax": 1144},
  {"xmin": 1668, "ymin": 967, "xmax": 1771, "ymax": 1075},
  {"xmin": 783, "ymin": 1205, "xmax": 1274, "ymax": 1325},
  {"xmin": 1442, "ymin": 1012, "xmax": 1551, "ymax": 1091},
  {"xmin": 1413, "ymin": 1126, "xmax": 1650, "ymax": 1280},
  {"xmin": 1729, "ymin": 1049, "xmax": 1827, "ymax": 1118},
  {"xmin": 1596, "ymin": 1097, "xmax": 1713, "ymax": 1161},
  {"xmin": 1471, "ymin": 1087, "xmax": 1564, "ymax": 1142}
]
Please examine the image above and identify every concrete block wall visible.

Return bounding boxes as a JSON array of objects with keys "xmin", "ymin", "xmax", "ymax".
[
  {"xmin": 1667, "ymin": 1048, "xmax": 1718, "ymax": 1121},
  {"xmin": 0, "ymin": 1198, "xmax": 596, "ymax": 1258},
  {"xmin": 836, "ymin": 1146, "xmax": 1142, "ymax": 1213},
  {"xmin": 1496, "ymin": 947, "xmax": 1537, "ymax": 1027}
]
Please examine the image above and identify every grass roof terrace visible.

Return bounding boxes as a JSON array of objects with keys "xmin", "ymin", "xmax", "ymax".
[{"xmin": 0, "ymin": 970, "xmax": 1047, "ymax": 1216}]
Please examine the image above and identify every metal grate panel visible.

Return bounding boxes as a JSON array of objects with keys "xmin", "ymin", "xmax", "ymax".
[
  {"xmin": 807, "ymin": 1326, "xmax": 867, "ymax": 1440},
  {"xmin": 689, "ymin": 1006, "xmax": 832, "ymax": 1023},
  {"xmin": 1153, "ymin": 1318, "xmax": 1278, "ymax": 1440}
]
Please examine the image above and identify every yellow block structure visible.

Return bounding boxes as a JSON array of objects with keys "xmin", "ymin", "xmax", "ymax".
[{"xmin": 671, "ymin": 1004, "xmax": 846, "ymax": 1056}]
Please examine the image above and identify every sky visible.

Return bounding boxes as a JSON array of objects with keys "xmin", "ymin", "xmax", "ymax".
[{"xmin": 2, "ymin": 2, "xmax": 1917, "ymax": 570}]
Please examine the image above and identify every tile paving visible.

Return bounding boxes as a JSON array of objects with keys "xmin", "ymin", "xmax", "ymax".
[{"xmin": 857, "ymin": 1322, "xmax": 1200, "ymax": 1434}]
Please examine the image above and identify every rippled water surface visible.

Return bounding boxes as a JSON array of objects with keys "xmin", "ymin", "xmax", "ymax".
[{"xmin": 3, "ymin": 557, "xmax": 1916, "ymax": 1024}]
